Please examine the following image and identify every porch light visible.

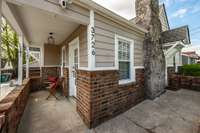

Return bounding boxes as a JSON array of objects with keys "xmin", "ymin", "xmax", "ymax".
[{"xmin": 48, "ymin": 32, "xmax": 55, "ymax": 44}]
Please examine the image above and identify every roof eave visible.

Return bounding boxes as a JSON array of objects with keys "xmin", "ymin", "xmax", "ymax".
[{"xmin": 73, "ymin": 0, "xmax": 148, "ymax": 34}]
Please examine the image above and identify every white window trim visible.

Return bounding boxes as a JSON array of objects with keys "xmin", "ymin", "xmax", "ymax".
[
  {"xmin": 61, "ymin": 46, "xmax": 66, "ymax": 77},
  {"xmin": 29, "ymin": 45, "xmax": 43, "ymax": 68},
  {"xmin": 115, "ymin": 34, "xmax": 135, "ymax": 85},
  {"xmin": 68, "ymin": 37, "xmax": 80, "ymax": 69}
]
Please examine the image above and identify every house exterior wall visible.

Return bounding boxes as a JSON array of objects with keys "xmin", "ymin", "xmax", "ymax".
[
  {"xmin": 67, "ymin": 4, "xmax": 90, "ymax": 24},
  {"xmin": 182, "ymin": 55, "xmax": 196, "ymax": 65},
  {"xmin": 159, "ymin": 5, "xmax": 170, "ymax": 32},
  {"xmin": 77, "ymin": 68, "xmax": 145, "ymax": 128},
  {"xmin": 61, "ymin": 25, "xmax": 88, "ymax": 68},
  {"xmin": 41, "ymin": 3, "xmax": 146, "ymax": 129},
  {"xmin": 44, "ymin": 44, "xmax": 61, "ymax": 66},
  {"xmin": 182, "ymin": 55, "xmax": 189, "ymax": 65},
  {"xmin": 74, "ymin": 11, "xmax": 146, "ymax": 128},
  {"xmin": 167, "ymin": 51, "xmax": 182, "ymax": 67},
  {"xmin": 94, "ymin": 13, "xmax": 145, "ymax": 68}
]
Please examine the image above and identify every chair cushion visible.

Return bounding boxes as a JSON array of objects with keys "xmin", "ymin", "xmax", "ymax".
[{"xmin": 48, "ymin": 77, "xmax": 58, "ymax": 83}]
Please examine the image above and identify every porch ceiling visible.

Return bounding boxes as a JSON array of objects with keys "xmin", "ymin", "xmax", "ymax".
[{"xmin": 7, "ymin": 3, "xmax": 80, "ymax": 46}]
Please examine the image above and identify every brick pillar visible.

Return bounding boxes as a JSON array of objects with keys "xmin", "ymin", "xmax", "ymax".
[
  {"xmin": 63, "ymin": 68, "xmax": 69, "ymax": 97},
  {"xmin": 77, "ymin": 69, "xmax": 145, "ymax": 128}
]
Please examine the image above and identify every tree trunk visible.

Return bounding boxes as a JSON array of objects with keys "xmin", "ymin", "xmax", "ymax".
[{"xmin": 135, "ymin": 0, "xmax": 166, "ymax": 99}]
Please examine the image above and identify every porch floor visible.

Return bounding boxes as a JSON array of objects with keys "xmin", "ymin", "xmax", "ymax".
[{"xmin": 18, "ymin": 89, "xmax": 200, "ymax": 133}]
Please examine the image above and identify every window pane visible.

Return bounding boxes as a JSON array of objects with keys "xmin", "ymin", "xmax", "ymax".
[
  {"xmin": 118, "ymin": 40, "xmax": 130, "ymax": 61},
  {"xmin": 119, "ymin": 62, "xmax": 130, "ymax": 80}
]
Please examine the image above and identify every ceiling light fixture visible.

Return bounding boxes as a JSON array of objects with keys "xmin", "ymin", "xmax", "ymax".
[{"xmin": 48, "ymin": 32, "xmax": 55, "ymax": 45}]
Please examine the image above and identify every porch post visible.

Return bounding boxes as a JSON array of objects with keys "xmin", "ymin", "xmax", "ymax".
[
  {"xmin": 165, "ymin": 60, "xmax": 168, "ymax": 86},
  {"xmin": 87, "ymin": 10, "xmax": 95, "ymax": 70},
  {"xmin": 61, "ymin": 46, "xmax": 65, "ymax": 77},
  {"xmin": 26, "ymin": 46, "xmax": 29, "ymax": 78},
  {"xmin": 18, "ymin": 35, "xmax": 24, "ymax": 85}
]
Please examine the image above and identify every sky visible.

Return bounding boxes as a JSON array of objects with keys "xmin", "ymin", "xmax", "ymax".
[{"xmin": 92, "ymin": 0, "xmax": 200, "ymax": 46}]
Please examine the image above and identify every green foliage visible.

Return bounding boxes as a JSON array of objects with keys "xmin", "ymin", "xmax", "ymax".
[
  {"xmin": 179, "ymin": 64, "xmax": 200, "ymax": 76},
  {"xmin": 1, "ymin": 18, "xmax": 19, "ymax": 70}
]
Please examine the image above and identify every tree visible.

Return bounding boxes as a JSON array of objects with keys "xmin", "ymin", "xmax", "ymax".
[
  {"xmin": 1, "ymin": 18, "xmax": 19, "ymax": 76},
  {"xmin": 135, "ymin": 0, "xmax": 166, "ymax": 99}
]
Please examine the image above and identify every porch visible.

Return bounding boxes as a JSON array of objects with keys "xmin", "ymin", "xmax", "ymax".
[
  {"xmin": 18, "ymin": 89, "xmax": 200, "ymax": 133},
  {"xmin": 0, "ymin": 0, "xmax": 90, "ymax": 100},
  {"xmin": 0, "ymin": 0, "xmax": 91, "ymax": 131}
]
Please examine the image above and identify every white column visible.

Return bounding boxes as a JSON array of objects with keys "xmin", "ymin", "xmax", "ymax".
[
  {"xmin": 87, "ymin": 10, "xmax": 95, "ymax": 70},
  {"xmin": 165, "ymin": 60, "xmax": 168, "ymax": 86},
  {"xmin": 41, "ymin": 44, "xmax": 44, "ymax": 67},
  {"xmin": 18, "ymin": 35, "xmax": 24, "ymax": 85},
  {"xmin": 26, "ymin": 46, "xmax": 29, "ymax": 78},
  {"xmin": 179, "ymin": 51, "xmax": 182, "ymax": 66},
  {"xmin": 0, "ymin": 0, "xmax": 2, "ymax": 90}
]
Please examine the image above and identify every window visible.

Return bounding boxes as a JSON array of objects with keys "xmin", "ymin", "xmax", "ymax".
[
  {"xmin": 29, "ymin": 47, "xmax": 41, "ymax": 68},
  {"xmin": 118, "ymin": 39, "xmax": 130, "ymax": 80},
  {"xmin": 115, "ymin": 35, "xmax": 135, "ymax": 84}
]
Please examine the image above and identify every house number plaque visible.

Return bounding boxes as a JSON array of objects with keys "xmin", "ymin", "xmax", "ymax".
[{"xmin": 91, "ymin": 26, "xmax": 95, "ymax": 55}]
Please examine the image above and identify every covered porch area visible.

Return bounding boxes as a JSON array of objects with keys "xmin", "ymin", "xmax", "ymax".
[
  {"xmin": 17, "ymin": 91, "xmax": 88, "ymax": 133},
  {"xmin": 0, "ymin": 0, "xmax": 93, "ymax": 132},
  {"xmin": 1, "ymin": 0, "xmax": 90, "ymax": 101}
]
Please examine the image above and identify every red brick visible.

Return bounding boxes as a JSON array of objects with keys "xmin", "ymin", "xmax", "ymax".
[{"xmin": 77, "ymin": 69, "xmax": 145, "ymax": 128}]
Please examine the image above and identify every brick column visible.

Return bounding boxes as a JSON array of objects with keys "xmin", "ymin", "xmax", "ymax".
[{"xmin": 63, "ymin": 68, "xmax": 69, "ymax": 97}]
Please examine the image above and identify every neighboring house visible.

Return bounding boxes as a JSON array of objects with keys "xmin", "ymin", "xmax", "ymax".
[
  {"xmin": 159, "ymin": 4, "xmax": 191, "ymax": 77},
  {"xmin": 182, "ymin": 51, "xmax": 199, "ymax": 65},
  {"xmin": 0, "ymin": 0, "xmax": 190, "ymax": 128},
  {"xmin": 132, "ymin": 4, "xmax": 191, "ymax": 71}
]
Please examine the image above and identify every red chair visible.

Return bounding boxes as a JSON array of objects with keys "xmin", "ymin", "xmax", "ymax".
[
  {"xmin": 48, "ymin": 77, "xmax": 58, "ymax": 83},
  {"xmin": 46, "ymin": 77, "xmax": 59, "ymax": 100}
]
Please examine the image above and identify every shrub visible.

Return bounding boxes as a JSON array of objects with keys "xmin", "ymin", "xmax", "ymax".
[{"xmin": 179, "ymin": 64, "xmax": 200, "ymax": 77}]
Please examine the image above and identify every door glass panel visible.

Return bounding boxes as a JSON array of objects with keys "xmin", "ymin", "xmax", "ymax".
[{"xmin": 73, "ymin": 48, "xmax": 78, "ymax": 85}]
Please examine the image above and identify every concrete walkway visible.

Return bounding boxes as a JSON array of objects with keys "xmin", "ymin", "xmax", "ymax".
[{"xmin": 18, "ymin": 89, "xmax": 200, "ymax": 133}]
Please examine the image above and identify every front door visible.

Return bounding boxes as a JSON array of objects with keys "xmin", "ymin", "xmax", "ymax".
[{"xmin": 69, "ymin": 38, "xmax": 79, "ymax": 97}]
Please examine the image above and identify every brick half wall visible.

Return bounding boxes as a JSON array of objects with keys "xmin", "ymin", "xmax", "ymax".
[
  {"xmin": 0, "ymin": 79, "xmax": 31, "ymax": 133},
  {"xmin": 77, "ymin": 69, "xmax": 145, "ymax": 128},
  {"xmin": 168, "ymin": 74, "xmax": 200, "ymax": 91}
]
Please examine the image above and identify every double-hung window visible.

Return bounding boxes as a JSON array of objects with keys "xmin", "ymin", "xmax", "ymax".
[{"xmin": 115, "ymin": 35, "xmax": 135, "ymax": 84}]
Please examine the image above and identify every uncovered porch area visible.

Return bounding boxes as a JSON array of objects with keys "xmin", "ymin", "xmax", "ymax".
[{"xmin": 17, "ymin": 89, "xmax": 200, "ymax": 133}]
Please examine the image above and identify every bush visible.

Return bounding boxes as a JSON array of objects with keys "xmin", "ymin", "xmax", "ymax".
[{"xmin": 179, "ymin": 64, "xmax": 200, "ymax": 76}]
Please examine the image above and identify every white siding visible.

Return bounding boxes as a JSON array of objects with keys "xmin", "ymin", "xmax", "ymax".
[
  {"xmin": 94, "ymin": 13, "xmax": 145, "ymax": 68},
  {"xmin": 159, "ymin": 5, "xmax": 170, "ymax": 32},
  {"xmin": 62, "ymin": 25, "xmax": 88, "ymax": 67}
]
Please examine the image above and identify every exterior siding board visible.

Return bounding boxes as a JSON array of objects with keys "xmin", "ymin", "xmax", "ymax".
[
  {"xmin": 159, "ymin": 5, "xmax": 170, "ymax": 32},
  {"xmin": 68, "ymin": 4, "xmax": 90, "ymax": 18},
  {"xmin": 44, "ymin": 44, "xmax": 61, "ymax": 66},
  {"xmin": 64, "ymin": 3, "xmax": 90, "ymax": 24},
  {"xmin": 95, "ymin": 13, "xmax": 144, "ymax": 68},
  {"xmin": 62, "ymin": 25, "xmax": 88, "ymax": 68}
]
